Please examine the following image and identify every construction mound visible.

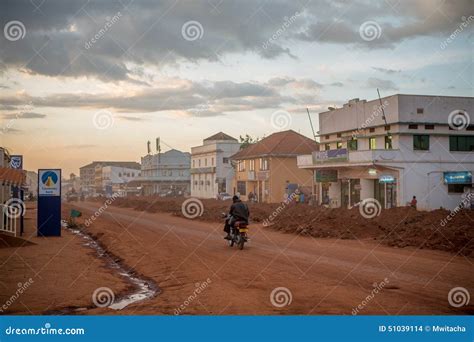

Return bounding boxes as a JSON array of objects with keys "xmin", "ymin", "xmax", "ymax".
[{"xmin": 105, "ymin": 196, "xmax": 473, "ymax": 256}]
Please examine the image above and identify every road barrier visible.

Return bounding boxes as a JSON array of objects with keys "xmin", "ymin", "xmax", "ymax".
[{"xmin": 0, "ymin": 204, "xmax": 18, "ymax": 236}]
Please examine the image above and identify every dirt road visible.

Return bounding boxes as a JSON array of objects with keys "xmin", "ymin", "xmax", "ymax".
[{"xmin": 63, "ymin": 201, "xmax": 473, "ymax": 315}]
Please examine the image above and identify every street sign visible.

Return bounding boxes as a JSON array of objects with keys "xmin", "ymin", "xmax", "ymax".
[
  {"xmin": 37, "ymin": 169, "xmax": 62, "ymax": 237},
  {"xmin": 10, "ymin": 155, "xmax": 23, "ymax": 169},
  {"xmin": 443, "ymin": 171, "xmax": 472, "ymax": 184}
]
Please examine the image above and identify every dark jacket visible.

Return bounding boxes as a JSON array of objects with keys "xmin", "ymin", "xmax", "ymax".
[{"xmin": 229, "ymin": 200, "xmax": 249, "ymax": 223}]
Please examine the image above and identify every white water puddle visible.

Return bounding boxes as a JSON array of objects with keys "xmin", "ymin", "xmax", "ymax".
[{"xmin": 62, "ymin": 221, "xmax": 158, "ymax": 311}]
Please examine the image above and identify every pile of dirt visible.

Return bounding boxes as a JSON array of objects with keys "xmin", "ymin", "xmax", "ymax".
[{"xmin": 103, "ymin": 197, "xmax": 474, "ymax": 256}]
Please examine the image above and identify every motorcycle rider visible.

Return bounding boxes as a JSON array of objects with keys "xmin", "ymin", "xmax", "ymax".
[{"xmin": 224, "ymin": 195, "xmax": 250, "ymax": 240}]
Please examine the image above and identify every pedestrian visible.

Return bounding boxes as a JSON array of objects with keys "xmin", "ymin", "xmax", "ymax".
[
  {"xmin": 300, "ymin": 192, "xmax": 305, "ymax": 204},
  {"xmin": 410, "ymin": 196, "xmax": 417, "ymax": 209}
]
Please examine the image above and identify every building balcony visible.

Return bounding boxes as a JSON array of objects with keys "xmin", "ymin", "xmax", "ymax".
[
  {"xmin": 190, "ymin": 167, "xmax": 216, "ymax": 174},
  {"xmin": 297, "ymin": 148, "xmax": 474, "ymax": 168}
]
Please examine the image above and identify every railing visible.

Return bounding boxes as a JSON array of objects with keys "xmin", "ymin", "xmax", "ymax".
[{"xmin": 0, "ymin": 204, "xmax": 17, "ymax": 236}]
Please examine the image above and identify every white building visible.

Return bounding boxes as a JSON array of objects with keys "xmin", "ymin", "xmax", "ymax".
[
  {"xmin": 191, "ymin": 132, "xmax": 240, "ymax": 198},
  {"xmin": 138, "ymin": 149, "xmax": 191, "ymax": 196},
  {"xmin": 297, "ymin": 94, "xmax": 474, "ymax": 211},
  {"xmin": 97, "ymin": 165, "xmax": 141, "ymax": 195}
]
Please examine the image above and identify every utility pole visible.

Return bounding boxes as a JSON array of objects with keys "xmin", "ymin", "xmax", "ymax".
[{"xmin": 306, "ymin": 108, "xmax": 317, "ymax": 143}]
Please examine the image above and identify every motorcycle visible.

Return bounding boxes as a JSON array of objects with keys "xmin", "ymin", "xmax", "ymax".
[{"xmin": 223, "ymin": 213, "xmax": 249, "ymax": 250}]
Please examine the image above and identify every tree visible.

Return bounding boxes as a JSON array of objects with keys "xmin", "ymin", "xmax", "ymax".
[{"xmin": 239, "ymin": 134, "xmax": 259, "ymax": 150}]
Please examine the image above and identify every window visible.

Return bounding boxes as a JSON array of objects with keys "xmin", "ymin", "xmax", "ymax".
[
  {"xmin": 192, "ymin": 160, "xmax": 195, "ymax": 167},
  {"xmin": 260, "ymin": 158, "xmax": 269, "ymax": 171},
  {"xmin": 384, "ymin": 135, "xmax": 393, "ymax": 149},
  {"xmin": 237, "ymin": 181, "xmax": 246, "ymax": 196},
  {"xmin": 237, "ymin": 160, "xmax": 245, "ymax": 172},
  {"xmin": 249, "ymin": 159, "xmax": 255, "ymax": 171},
  {"xmin": 211, "ymin": 157, "xmax": 214, "ymax": 166},
  {"xmin": 118, "ymin": 173, "xmax": 122, "ymax": 177},
  {"xmin": 204, "ymin": 158, "xmax": 207, "ymax": 167},
  {"xmin": 467, "ymin": 125, "xmax": 474, "ymax": 131},
  {"xmin": 413, "ymin": 135, "xmax": 429, "ymax": 151},
  {"xmin": 337, "ymin": 133, "xmax": 341, "ymax": 138},
  {"xmin": 223, "ymin": 157, "xmax": 229, "ymax": 164},
  {"xmin": 348, "ymin": 138, "xmax": 358, "ymax": 151},
  {"xmin": 369, "ymin": 137, "xmax": 376, "ymax": 150},
  {"xmin": 449, "ymin": 136, "xmax": 474, "ymax": 151},
  {"xmin": 417, "ymin": 108, "xmax": 424, "ymax": 114},
  {"xmin": 369, "ymin": 128, "xmax": 375, "ymax": 133},
  {"xmin": 384, "ymin": 125, "xmax": 391, "ymax": 131},
  {"xmin": 336, "ymin": 141, "xmax": 343, "ymax": 149},
  {"xmin": 408, "ymin": 124, "xmax": 418, "ymax": 129},
  {"xmin": 325, "ymin": 135, "xmax": 330, "ymax": 140},
  {"xmin": 325, "ymin": 143, "xmax": 330, "ymax": 151},
  {"xmin": 198, "ymin": 159, "xmax": 201, "ymax": 167},
  {"xmin": 425, "ymin": 124, "xmax": 434, "ymax": 130},
  {"xmin": 448, "ymin": 184, "xmax": 471, "ymax": 193}
]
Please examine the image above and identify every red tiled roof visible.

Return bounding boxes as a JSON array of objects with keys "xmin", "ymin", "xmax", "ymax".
[
  {"xmin": 0, "ymin": 167, "xmax": 25, "ymax": 186},
  {"xmin": 231, "ymin": 130, "xmax": 318, "ymax": 160}
]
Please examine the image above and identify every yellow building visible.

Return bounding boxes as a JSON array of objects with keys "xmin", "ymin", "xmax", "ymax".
[{"xmin": 231, "ymin": 130, "xmax": 318, "ymax": 203}]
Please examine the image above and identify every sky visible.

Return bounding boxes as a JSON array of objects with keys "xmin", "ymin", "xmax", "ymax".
[{"xmin": 0, "ymin": 0, "xmax": 472, "ymax": 175}]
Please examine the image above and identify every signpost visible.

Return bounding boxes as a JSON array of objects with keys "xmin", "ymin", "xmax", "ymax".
[{"xmin": 37, "ymin": 169, "xmax": 62, "ymax": 237}]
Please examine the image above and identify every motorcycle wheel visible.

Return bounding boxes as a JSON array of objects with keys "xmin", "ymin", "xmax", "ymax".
[
  {"xmin": 228, "ymin": 237, "xmax": 234, "ymax": 247},
  {"xmin": 238, "ymin": 239, "xmax": 245, "ymax": 250}
]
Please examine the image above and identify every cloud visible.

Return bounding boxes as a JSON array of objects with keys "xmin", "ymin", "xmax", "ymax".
[
  {"xmin": 366, "ymin": 77, "xmax": 399, "ymax": 91},
  {"xmin": 2, "ymin": 112, "xmax": 47, "ymax": 119},
  {"xmin": 372, "ymin": 67, "xmax": 401, "ymax": 74},
  {"xmin": 0, "ymin": 77, "xmax": 321, "ymax": 115},
  {"xmin": 117, "ymin": 115, "xmax": 146, "ymax": 121},
  {"xmin": 328, "ymin": 82, "xmax": 344, "ymax": 87},
  {"xmin": 0, "ymin": 0, "xmax": 471, "ymax": 82}
]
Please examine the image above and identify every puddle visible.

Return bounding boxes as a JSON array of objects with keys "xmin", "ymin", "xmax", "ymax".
[{"xmin": 62, "ymin": 221, "xmax": 159, "ymax": 311}]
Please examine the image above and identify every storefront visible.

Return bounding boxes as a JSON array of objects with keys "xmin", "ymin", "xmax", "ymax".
[
  {"xmin": 374, "ymin": 174, "xmax": 397, "ymax": 209},
  {"xmin": 443, "ymin": 171, "xmax": 472, "ymax": 194}
]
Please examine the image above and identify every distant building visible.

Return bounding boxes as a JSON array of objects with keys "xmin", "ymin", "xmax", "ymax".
[
  {"xmin": 62, "ymin": 173, "xmax": 80, "ymax": 195},
  {"xmin": 297, "ymin": 94, "xmax": 474, "ymax": 210},
  {"xmin": 231, "ymin": 130, "xmax": 318, "ymax": 203},
  {"xmin": 137, "ymin": 149, "xmax": 191, "ymax": 196},
  {"xmin": 79, "ymin": 161, "xmax": 140, "ymax": 196},
  {"xmin": 191, "ymin": 132, "xmax": 240, "ymax": 198},
  {"xmin": 25, "ymin": 171, "xmax": 38, "ymax": 197},
  {"xmin": 94, "ymin": 165, "xmax": 141, "ymax": 196}
]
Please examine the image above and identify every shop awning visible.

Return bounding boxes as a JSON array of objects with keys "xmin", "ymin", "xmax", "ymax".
[{"xmin": 0, "ymin": 167, "xmax": 25, "ymax": 186}]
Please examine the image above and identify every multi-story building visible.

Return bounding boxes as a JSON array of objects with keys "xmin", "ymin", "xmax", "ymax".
[
  {"xmin": 79, "ymin": 161, "xmax": 140, "ymax": 196},
  {"xmin": 25, "ymin": 170, "xmax": 38, "ymax": 197},
  {"xmin": 191, "ymin": 132, "xmax": 240, "ymax": 198},
  {"xmin": 231, "ymin": 130, "xmax": 318, "ymax": 203},
  {"xmin": 297, "ymin": 94, "xmax": 474, "ymax": 211},
  {"xmin": 94, "ymin": 165, "xmax": 141, "ymax": 195},
  {"xmin": 138, "ymin": 149, "xmax": 191, "ymax": 196}
]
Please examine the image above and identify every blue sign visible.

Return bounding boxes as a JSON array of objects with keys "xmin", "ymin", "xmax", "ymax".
[
  {"xmin": 10, "ymin": 155, "xmax": 23, "ymax": 169},
  {"xmin": 312, "ymin": 148, "xmax": 348, "ymax": 164},
  {"xmin": 443, "ymin": 171, "xmax": 472, "ymax": 184},
  {"xmin": 379, "ymin": 175, "xmax": 395, "ymax": 183},
  {"xmin": 37, "ymin": 169, "xmax": 62, "ymax": 237}
]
